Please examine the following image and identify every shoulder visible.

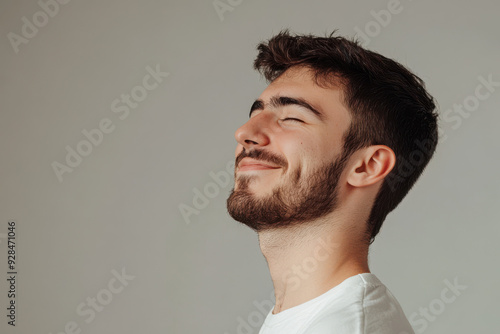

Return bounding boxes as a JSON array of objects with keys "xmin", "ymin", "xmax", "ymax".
[{"xmin": 301, "ymin": 273, "xmax": 414, "ymax": 334}]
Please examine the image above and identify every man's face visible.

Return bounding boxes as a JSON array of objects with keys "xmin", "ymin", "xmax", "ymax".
[{"xmin": 226, "ymin": 66, "xmax": 352, "ymax": 231}]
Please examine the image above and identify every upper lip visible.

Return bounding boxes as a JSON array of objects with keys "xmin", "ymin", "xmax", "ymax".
[{"xmin": 238, "ymin": 158, "xmax": 280, "ymax": 169}]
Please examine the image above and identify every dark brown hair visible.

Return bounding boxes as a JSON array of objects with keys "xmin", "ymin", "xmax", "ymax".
[{"xmin": 253, "ymin": 29, "xmax": 439, "ymax": 244}]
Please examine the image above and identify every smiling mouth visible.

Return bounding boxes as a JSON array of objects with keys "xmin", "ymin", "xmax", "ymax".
[{"xmin": 238, "ymin": 164, "xmax": 281, "ymax": 172}]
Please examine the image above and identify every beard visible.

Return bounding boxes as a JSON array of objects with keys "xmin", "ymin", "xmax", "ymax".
[{"xmin": 226, "ymin": 148, "xmax": 349, "ymax": 232}]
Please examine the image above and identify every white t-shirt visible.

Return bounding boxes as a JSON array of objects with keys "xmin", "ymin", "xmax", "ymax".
[{"xmin": 258, "ymin": 273, "xmax": 414, "ymax": 334}]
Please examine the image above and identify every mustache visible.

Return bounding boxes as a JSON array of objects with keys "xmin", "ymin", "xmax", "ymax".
[{"xmin": 235, "ymin": 148, "xmax": 287, "ymax": 169}]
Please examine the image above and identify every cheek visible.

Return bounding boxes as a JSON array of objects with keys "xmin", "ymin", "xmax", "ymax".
[
  {"xmin": 280, "ymin": 139, "xmax": 320, "ymax": 174},
  {"xmin": 278, "ymin": 126, "xmax": 337, "ymax": 170}
]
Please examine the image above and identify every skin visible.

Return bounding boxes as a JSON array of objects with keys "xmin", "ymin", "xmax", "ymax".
[{"xmin": 226, "ymin": 65, "xmax": 396, "ymax": 314}]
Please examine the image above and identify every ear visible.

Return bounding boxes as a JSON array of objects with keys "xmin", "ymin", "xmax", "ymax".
[{"xmin": 346, "ymin": 145, "xmax": 396, "ymax": 188}]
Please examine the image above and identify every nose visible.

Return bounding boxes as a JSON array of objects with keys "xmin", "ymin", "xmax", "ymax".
[{"xmin": 234, "ymin": 111, "xmax": 273, "ymax": 150}]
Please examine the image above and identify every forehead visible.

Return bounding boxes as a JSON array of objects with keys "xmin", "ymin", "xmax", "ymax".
[{"xmin": 259, "ymin": 66, "xmax": 351, "ymax": 127}]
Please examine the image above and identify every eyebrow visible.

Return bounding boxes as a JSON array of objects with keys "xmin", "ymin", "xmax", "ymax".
[{"xmin": 249, "ymin": 95, "xmax": 325, "ymax": 121}]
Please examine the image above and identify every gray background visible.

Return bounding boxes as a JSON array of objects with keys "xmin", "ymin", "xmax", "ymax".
[{"xmin": 0, "ymin": 0, "xmax": 498, "ymax": 333}]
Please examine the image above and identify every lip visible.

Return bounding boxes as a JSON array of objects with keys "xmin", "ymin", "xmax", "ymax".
[{"xmin": 238, "ymin": 158, "xmax": 281, "ymax": 172}]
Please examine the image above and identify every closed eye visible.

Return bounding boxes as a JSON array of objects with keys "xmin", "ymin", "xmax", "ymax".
[{"xmin": 282, "ymin": 118, "xmax": 304, "ymax": 123}]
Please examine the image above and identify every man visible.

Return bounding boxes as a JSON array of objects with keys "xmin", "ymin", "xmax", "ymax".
[{"xmin": 226, "ymin": 29, "xmax": 438, "ymax": 334}]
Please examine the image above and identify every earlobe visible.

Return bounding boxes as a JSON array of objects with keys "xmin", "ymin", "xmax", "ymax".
[{"xmin": 347, "ymin": 145, "xmax": 396, "ymax": 187}]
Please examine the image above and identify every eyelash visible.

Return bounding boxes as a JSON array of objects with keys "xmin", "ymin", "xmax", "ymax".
[{"xmin": 281, "ymin": 118, "xmax": 304, "ymax": 123}]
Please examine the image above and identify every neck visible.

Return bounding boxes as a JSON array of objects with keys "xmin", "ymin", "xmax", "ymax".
[{"xmin": 257, "ymin": 217, "xmax": 370, "ymax": 314}]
